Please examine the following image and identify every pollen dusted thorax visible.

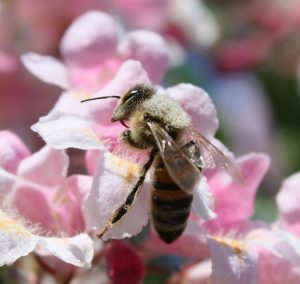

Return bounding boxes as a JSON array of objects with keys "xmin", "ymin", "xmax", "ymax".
[{"xmin": 123, "ymin": 91, "xmax": 191, "ymax": 149}]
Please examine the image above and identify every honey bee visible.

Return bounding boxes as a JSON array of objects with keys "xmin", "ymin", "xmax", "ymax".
[{"xmin": 82, "ymin": 84, "xmax": 242, "ymax": 243}]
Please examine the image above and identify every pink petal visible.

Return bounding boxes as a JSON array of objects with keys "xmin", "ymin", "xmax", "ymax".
[
  {"xmin": 88, "ymin": 60, "xmax": 151, "ymax": 128},
  {"xmin": 208, "ymin": 236, "xmax": 258, "ymax": 284},
  {"xmin": 105, "ymin": 242, "xmax": 145, "ymax": 284},
  {"xmin": 31, "ymin": 112, "xmax": 103, "ymax": 150},
  {"xmin": 13, "ymin": 184, "xmax": 54, "ymax": 233},
  {"xmin": 21, "ymin": 53, "xmax": 69, "ymax": 89},
  {"xmin": 247, "ymin": 229, "xmax": 300, "ymax": 284},
  {"xmin": 276, "ymin": 172, "xmax": 300, "ymax": 235},
  {"xmin": 84, "ymin": 148, "xmax": 150, "ymax": 240},
  {"xmin": 18, "ymin": 146, "xmax": 69, "ymax": 187},
  {"xmin": 119, "ymin": 30, "xmax": 169, "ymax": 83},
  {"xmin": 167, "ymin": 83, "xmax": 219, "ymax": 138},
  {"xmin": 143, "ymin": 231, "xmax": 209, "ymax": 259},
  {"xmin": 206, "ymin": 153, "xmax": 270, "ymax": 233},
  {"xmin": 60, "ymin": 11, "xmax": 118, "ymax": 67},
  {"xmin": 0, "ymin": 130, "xmax": 30, "ymax": 174}
]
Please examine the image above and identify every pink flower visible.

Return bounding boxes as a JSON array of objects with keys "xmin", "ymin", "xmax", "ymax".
[
  {"xmin": 0, "ymin": 131, "xmax": 94, "ymax": 269},
  {"xmin": 21, "ymin": 11, "xmax": 169, "ymax": 93}
]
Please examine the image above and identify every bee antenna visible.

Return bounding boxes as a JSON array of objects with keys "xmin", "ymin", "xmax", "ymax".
[{"xmin": 81, "ymin": 96, "xmax": 121, "ymax": 103}]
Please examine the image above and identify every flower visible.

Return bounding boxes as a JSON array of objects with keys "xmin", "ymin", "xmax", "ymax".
[
  {"xmin": 0, "ymin": 131, "xmax": 94, "ymax": 271},
  {"xmin": 21, "ymin": 11, "xmax": 170, "ymax": 93}
]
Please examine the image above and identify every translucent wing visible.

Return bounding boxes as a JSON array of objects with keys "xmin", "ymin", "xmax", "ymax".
[
  {"xmin": 185, "ymin": 126, "xmax": 244, "ymax": 183},
  {"xmin": 147, "ymin": 121, "xmax": 201, "ymax": 195}
]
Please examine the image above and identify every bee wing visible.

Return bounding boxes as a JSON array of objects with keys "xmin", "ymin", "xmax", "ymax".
[
  {"xmin": 147, "ymin": 121, "xmax": 201, "ymax": 195},
  {"xmin": 185, "ymin": 126, "xmax": 244, "ymax": 183}
]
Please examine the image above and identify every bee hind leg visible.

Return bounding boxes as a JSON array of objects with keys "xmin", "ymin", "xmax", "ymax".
[{"xmin": 97, "ymin": 148, "xmax": 157, "ymax": 239}]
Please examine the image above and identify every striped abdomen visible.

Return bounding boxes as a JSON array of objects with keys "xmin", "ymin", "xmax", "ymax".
[{"xmin": 151, "ymin": 155, "xmax": 193, "ymax": 243}]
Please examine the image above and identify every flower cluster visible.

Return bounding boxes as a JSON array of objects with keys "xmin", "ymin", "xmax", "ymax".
[{"xmin": 1, "ymin": 10, "xmax": 300, "ymax": 284}]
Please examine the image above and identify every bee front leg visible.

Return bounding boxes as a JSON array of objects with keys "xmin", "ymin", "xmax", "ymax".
[
  {"xmin": 97, "ymin": 148, "xmax": 157, "ymax": 240},
  {"xmin": 120, "ymin": 129, "xmax": 147, "ymax": 149}
]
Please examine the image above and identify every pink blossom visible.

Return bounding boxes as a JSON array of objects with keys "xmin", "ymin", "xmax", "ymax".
[
  {"xmin": 22, "ymin": 11, "xmax": 170, "ymax": 93},
  {"xmin": 0, "ymin": 130, "xmax": 30, "ymax": 174},
  {"xmin": 0, "ymin": 132, "xmax": 94, "ymax": 269}
]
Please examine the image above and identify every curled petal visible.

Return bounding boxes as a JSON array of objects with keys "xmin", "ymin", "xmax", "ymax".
[
  {"xmin": 60, "ymin": 11, "xmax": 118, "ymax": 67},
  {"xmin": 208, "ymin": 236, "xmax": 258, "ymax": 284},
  {"xmin": 0, "ymin": 210, "xmax": 94, "ymax": 267},
  {"xmin": 167, "ymin": 83, "xmax": 219, "ymax": 138},
  {"xmin": 21, "ymin": 53, "xmax": 69, "ymax": 89},
  {"xmin": 84, "ymin": 148, "xmax": 150, "ymax": 240},
  {"xmin": 119, "ymin": 30, "xmax": 169, "ymax": 83},
  {"xmin": 0, "ymin": 130, "xmax": 30, "ymax": 174},
  {"xmin": 37, "ymin": 233, "xmax": 94, "ymax": 267},
  {"xmin": 192, "ymin": 176, "xmax": 217, "ymax": 220},
  {"xmin": 31, "ymin": 112, "xmax": 103, "ymax": 150}
]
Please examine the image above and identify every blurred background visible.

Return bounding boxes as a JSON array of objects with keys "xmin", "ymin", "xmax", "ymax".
[{"xmin": 1, "ymin": 0, "xmax": 300, "ymax": 280}]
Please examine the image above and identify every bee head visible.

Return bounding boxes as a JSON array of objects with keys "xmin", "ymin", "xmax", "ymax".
[{"xmin": 111, "ymin": 84, "xmax": 156, "ymax": 122}]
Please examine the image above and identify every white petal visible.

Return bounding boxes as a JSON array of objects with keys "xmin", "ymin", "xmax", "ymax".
[
  {"xmin": 208, "ymin": 236, "xmax": 258, "ymax": 284},
  {"xmin": 84, "ymin": 148, "xmax": 150, "ymax": 240},
  {"xmin": 192, "ymin": 176, "xmax": 217, "ymax": 220},
  {"xmin": 37, "ymin": 233, "xmax": 94, "ymax": 267},
  {"xmin": 21, "ymin": 53, "xmax": 69, "ymax": 89},
  {"xmin": 0, "ymin": 210, "xmax": 38, "ymax": 266},
  {"xmin": 31, "ymin": 112, "xmax": 103, "ymax": 150}
]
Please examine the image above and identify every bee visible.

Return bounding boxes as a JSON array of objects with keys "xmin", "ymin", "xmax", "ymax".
[{"xmin": 81, "ymin": 84, "xmax": 242, "ymax": 243}]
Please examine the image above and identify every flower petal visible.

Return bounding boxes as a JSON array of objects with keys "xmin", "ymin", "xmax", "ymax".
[
  {"xmin": 206, "ymin": 153, "xmax": 270, "ymax": 232},
  {"xmin": 192, "ymin": 176, "xmax": 217, "ymax": 220},
  {"xmin": 0, "ymin": 210, "xmax": 38, "ymax": 266},
  {"xmin": 89, "ymin": 60, "xmax": 151, "ymax": 127},
  {"xmin": 18, "ymin": 146, "xmax": 69, "ymax": 186},
  {"xmin": 84, "ymin": 148, "xmax": 150, "ymax": 240},
  {"xmin": 37, "ymin": 233, "xmax": 94, "ymax": 267},
  {"xmin": 21, "ymin": 53, "xmax": 69, "ymax": 89},
  {"xmin": 119, "ymin": 30, "xmax": 169, "ymax": 83},
  {"xmin": 167, "ymin": 83, "xmax": 219, "ymax": 138},
  {"xmin": 0, "ymin": 168, "xmax": 16, "ymax": 197},
  {"xmin": 276, "ymin": 172, "xmax": 300, "ymax": 235},
  {"xmin": 0, "ymin": 130, "xmax": 30, "ymax": 174},
  {"xmin": 208, "ymin": 236, "xmax": 258, "ymax": 284},
  {"xmin": 31, "ymin": 111, "xmax": 103, "ymax": 150},
  {"xmin": 60, "ymin": 11, "xmax": 118, "ymax": 67}
]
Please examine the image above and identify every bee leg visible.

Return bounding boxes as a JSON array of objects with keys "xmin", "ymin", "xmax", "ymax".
[
  {"xmin": 181, "ymin": 140, "xmax": 203, "ymax": 171},
  {"xmin": 181, "ymin": 140, "xmax": 197, "ymax": 150},
  {"xmin": 97, "ymin": 148, "xmax": 157, "ymax": 239},
  {"xmin": 119, "ymin": 129, "xmax": 148, "ymax": 149}
]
